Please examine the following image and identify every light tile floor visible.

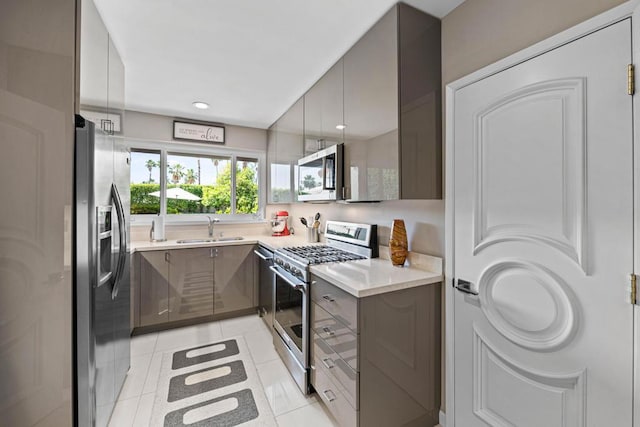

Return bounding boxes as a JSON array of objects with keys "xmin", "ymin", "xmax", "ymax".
[{"xmin": 109, "ymin": 315, "xmax": 339, "ymax": 427}]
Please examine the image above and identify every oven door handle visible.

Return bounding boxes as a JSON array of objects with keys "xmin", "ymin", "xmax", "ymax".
[{"xmin": 270, "ymin": 266, "xmax": 306, "ymax": 293}]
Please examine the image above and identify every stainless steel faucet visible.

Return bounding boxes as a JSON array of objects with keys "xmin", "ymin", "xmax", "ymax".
[{"xmin": 207, "ymin": 216, "xmax": 220, "ymax": 237}]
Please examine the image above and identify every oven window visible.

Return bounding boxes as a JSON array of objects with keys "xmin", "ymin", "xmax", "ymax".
[
  {"xmin": 274, "ymin": 274, "xmax": 304, "ymax": 353},
  {"xmin": 298, "ymin": 158, "xmax": 324, "ymax": 196}
]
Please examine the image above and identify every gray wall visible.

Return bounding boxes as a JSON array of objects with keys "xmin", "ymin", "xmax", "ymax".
[
  {"xmin": 442, "ymin": 0, "xmax": 627, "ymax": 84},
  {"xmin": 123, "ymin": 109, "xmax": 267, "ymax": 151},
  {"xmin": 283, "ymin": 201, "xmax": 445, "ymax": 256},
  {"xmin": 0, "ymin": 0, "xmax": 76, "ymax": 425}
]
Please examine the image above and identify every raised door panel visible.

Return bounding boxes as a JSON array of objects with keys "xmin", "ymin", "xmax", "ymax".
[
  {"xmin": 304, "ymin": 59, "xmax": 344, "ymax": 155},
  {"xmin": 214, "ymin": 245, "xmax": 255, "ymax": 314},
  {"xmin": 139, "ymin": 251, "xmax": 169, "ymax": 326},
  {"xmin": 343, "ymin": 6, "xmax": 399, "ymax": 201},
  {"xmin": 168, "ymin": 248, "xmax": 214, "ymax": 322}
]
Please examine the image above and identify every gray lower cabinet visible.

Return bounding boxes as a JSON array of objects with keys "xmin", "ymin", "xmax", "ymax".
[
  {"xmin": 310, "ymin": 273, "xmax": 441, "ymax": 427},
  {"xmin": 168, "ymin": 247, "xmax": 214, "ymax": 322},
  {"xmin": 135, "ymin": 244, "xmax": 257, "ymax": 329},
  {"xmin": 139, "ymin": 250, "xmax": 170, "ymax": 327},
  {"xmin": 214, "ymin": 245, "xmax": 256, "ymax": 315}
]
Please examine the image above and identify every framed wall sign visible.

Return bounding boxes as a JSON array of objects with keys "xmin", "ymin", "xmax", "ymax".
[{"xmin": 173, "ymin": 120, "xmax": 225, "ymax": 144}]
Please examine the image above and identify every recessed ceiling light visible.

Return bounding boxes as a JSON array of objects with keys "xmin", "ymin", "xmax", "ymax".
[
  {"xmin": 336, "ymin": 124, "xmax": 346, "ymax": 130},
  {"xmin": 192, "ymin": 101, "xmax": 210, "ymax": 110}
]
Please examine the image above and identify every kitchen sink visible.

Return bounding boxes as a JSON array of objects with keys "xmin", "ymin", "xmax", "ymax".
[
  {"xmin": 176, "ymin": 239, "xmax": 215, "ymax": 244},
  {"xmin": 176, "ymin": 237, "xmax": 244, "ymax": 244}
]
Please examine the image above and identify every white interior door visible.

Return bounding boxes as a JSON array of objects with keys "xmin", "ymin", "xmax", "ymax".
[{"xmin": 451, "ymin": 19, "xmax": 633, "ymax": 426}]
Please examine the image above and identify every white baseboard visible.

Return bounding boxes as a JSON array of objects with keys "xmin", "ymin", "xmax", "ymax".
[{"xmin": 439, "ymin": 410, "xmax": 446, "ymax": 426}]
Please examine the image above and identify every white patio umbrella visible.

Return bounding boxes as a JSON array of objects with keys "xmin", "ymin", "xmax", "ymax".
[{"xmin": 149, "ymin": 187, "xmax": 201, "ymax": 201}]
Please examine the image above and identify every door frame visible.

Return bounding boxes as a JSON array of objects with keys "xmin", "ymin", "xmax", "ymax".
[{"xmin": 444, "ymin": 1, "xmax": 640, "ymax": 425}]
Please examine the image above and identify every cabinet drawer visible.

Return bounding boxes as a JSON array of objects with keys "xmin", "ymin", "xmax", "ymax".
[
  {"xmin": 311, "ymin": 303, "xmax": 358, "ymax": 371},
  {"xmin": 311, "ymin": 357, "xmax": 357, "ymax": 427},
  {"xmin": 312, "ymin": 332, "xmax": 358, "ymax": 409},
  {"xmin": 311, "ymin": 275, "xmax": 358, "ymax": 332}
]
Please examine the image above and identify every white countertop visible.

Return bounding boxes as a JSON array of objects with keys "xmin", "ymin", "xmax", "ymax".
[
  {"xmin": 309, "ymin": 258, "xmax": 442, "ymax": 298},
  {"xmin": 130, "ymin": 236, "xmax": 443, "ymax": 298},
  {"xmin": 130, "ymin": 234, "xmax": 310, "ymax": 253}
]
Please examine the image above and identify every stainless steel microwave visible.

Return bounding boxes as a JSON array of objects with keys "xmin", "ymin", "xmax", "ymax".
[{"xmin": 297, "ymin": 143, "xmax": 343, "ymax": 202}]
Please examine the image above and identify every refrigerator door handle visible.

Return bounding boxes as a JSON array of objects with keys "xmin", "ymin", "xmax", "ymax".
[{"xmin": 111, "ymin": 183, "xmax": 127, "ymax": 299}]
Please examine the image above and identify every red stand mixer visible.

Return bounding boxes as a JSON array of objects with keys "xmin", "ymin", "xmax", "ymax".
[{"xmin": 271, "ymin": 210, "xmax": 290, "ymax": 236}]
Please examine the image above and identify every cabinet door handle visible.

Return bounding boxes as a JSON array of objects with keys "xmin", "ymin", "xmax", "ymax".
[
  {"xmin": 322, "ymin": 326, "xmax": 335, "ymax": 336},
  {"xmin": 321, "ymin": 358, "xmax": 335, "ymax": 369},
  {"xmin": 322, "ymin": 294, "xmax": 335, "ymax": 302},
  {"xmin": 165, "ymin": 252, "xmax": 170, "ymax": 262},
  {"xmin": 322, "ymin": 389, "xmax": 336, "ymax": 402},
  {"xmin": 253, "ymin": 249, "xmax": 273, "ymax": 261}
]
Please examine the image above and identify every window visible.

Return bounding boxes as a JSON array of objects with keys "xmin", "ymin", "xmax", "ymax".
[
  {"xmin": 165, "ymin": 153, "xmax": 231, "ymax": 214},
  {"xmin": 236, "ymin": 157, "xmax": 259, "ymax": 214},
  {"xmin": 129, "ymin": 141, "xmax": 264, "ymax": 222},
  {"xmin": 130, "ymin": 150, "xmax": 161, "ymax": 214}
]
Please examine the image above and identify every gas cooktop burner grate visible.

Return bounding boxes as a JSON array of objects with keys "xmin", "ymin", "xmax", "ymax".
[{"xmin": 280, "ymin": 245, "xmax": 366, "ymax": 264}]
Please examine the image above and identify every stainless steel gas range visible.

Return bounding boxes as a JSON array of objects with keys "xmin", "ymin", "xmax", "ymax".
[{"xmin": 270, "ymin": 220, "xmax": 378, "ymax": 394}]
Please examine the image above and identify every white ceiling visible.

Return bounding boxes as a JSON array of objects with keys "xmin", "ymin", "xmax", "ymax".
[{"xmin": 94, "ymin": 0, "xmax": 464, "ymax": 129}]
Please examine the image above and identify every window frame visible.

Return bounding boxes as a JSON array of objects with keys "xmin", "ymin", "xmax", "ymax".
[{"xmin": 126, "ymin": 137, "xmax": 266, "ymax": 225}]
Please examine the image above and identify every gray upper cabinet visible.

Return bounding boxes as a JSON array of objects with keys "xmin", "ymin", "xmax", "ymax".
[
  {"xmin": 80, "ymin": 0, "xmax": 125, "ymax": 135},
  {"xmin": 267, "ymin": 97, "xmax": 304, "ymax": 204},
  {"xmin": 397, "ymin": 3, "xmax": 442, "ymax": 199},
  {"xmin": 267, "ymin": 123, "xmax": 280, "ymax": 203},
  {"xmin": 267, "ymin": 3, "xmax": 442, "ymax": 203},
  {"xmin": 168, "ymin": 247, "xmax": 214, "ymax": 322},
  {"xmin": 343, "ymin": 7, "xmax": 400, "ymax": 202},
  {"xmin": 304, "ymin": 59, "xmax": 344, "ymax": 156},
  {"xmin": 214, "ymin": 245, "xmax": 256, "ymax": 315},
  {"xmin": 80, "ymin": 0, "xmax": 108, "ymax": 111},
  {"xmin": 107, "ymin": 36, "xmax": 125, "ymax": 131},
  {"xmin": 343, "ymin": 3, "xmax": 441, "ymax": 201}
]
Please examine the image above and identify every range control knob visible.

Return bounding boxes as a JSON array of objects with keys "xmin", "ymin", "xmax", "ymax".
[
  {"xmin": 291, "ymin": 267, "xmax": 300, "ymax": 276},
  {"xmin": 284, "ymin": 263, "xmax": 291, "ymax": 271}
]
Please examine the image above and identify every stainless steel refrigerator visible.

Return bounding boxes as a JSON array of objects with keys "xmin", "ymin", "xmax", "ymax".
[{"xmin": 74, "ymin": 115, "xmax": 131, "ymax": 427}]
